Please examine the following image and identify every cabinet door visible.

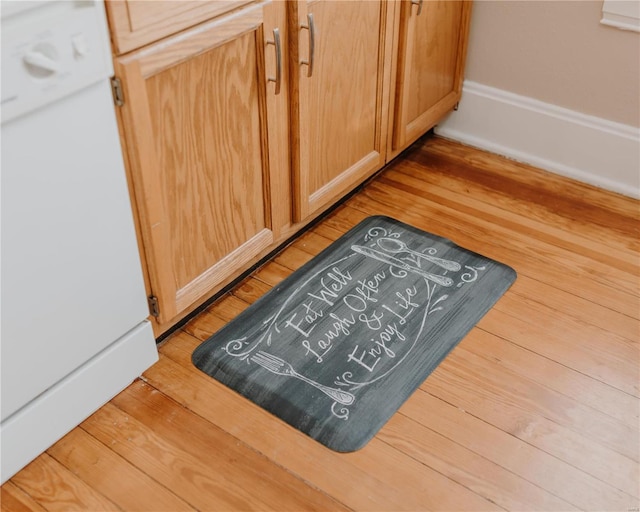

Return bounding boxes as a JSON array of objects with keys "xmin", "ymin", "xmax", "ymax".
[
  {"xmin": 291, "ymin": 0, "xmax": 394, "ymax": 222},
  {"xmin": 114, "ymin": 1, "xmax": 287, "ymax": 323},
  {"xmin": 391, "ymin": 0, "xmax": 471, "ymax": 152}
]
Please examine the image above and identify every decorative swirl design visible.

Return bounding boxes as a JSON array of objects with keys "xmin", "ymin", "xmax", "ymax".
[
  {"xmin": 335, "ymin": 371, "xmax": 358, "ymax": 388},
  {"xmin": 365, "ymin": 226, "xmax": 388, "ymax": 241},
  {"xmin": 222, "ymin": 337, "xmax": 250, "ymax": 358},
  {"xmin": 331, "ymin": 402, "xmax": 350, "ymax": 420},
  {"xmin": 389, "ymin": 266, "xmax": 409, "ymax": 279},
  {"xmin": 364, "ymin": 225, "xmax": 402, "ymax": 243},
  {"xmin": 223, "ymin": 331, "xmax": 273, "ymax": 361},
  {"xmin": 457, "ymin": 265, "xmax": 487, "ymax": 287}
]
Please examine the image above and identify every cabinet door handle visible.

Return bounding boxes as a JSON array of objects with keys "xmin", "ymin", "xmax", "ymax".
[
  {"xmin": 411, "ymin": 0, "xmax": 423, "ymax": 15},
  {"xmin": 300, "ymin": 13, "xmax": 315, "ymax": 78},
  {"xmin": 266, "ymin": 28, "xmax": 282, "ymax": 95}
]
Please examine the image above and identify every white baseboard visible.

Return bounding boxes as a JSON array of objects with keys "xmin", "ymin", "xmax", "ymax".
[
  {"xmin": 0, "ymin": 322, "xmax": 158, "ymax": 484},
  {"xmin": 435, "ymin": 81, "xmax": 640, "ymax": 199}
]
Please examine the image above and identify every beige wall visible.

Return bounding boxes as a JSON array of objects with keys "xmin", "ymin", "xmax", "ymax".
[{"xmin": 464, "ymin": 0, "xmax": 640, "ymax": 127}]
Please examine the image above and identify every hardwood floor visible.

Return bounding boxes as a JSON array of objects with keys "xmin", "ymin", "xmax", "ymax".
[{"xmin": 3, "ymin": 136, "xmax": 639, "ymax": 511}]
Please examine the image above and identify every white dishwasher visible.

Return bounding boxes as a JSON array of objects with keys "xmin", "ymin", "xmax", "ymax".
[{"xmin": 1, "ymin": 0, "xmax": 157, "ymax": 482}]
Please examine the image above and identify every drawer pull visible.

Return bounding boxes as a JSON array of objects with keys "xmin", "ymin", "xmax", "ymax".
[
  {"xmin": 411, "ymin": 0, "xmax": 423, "ymax": 15},
  {"xmin": 300, "ymin": 13, "xmax": 315, "ymax": 78},
  {"xmin": 266, "ymin": 28, "xmax": 282, "ymax": 95}
]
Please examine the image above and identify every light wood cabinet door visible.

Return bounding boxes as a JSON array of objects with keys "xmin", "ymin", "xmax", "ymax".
[
  {"xmin": 290, "ymin": 0, "xmax": 394, "ymax": 222},
  {"xmin": 391, "ymin": 0, "xmax": 471, "ymax": 152},
  {"xmin": 114, "ymin": 1, "xmax": 288, "ymax": 323}
]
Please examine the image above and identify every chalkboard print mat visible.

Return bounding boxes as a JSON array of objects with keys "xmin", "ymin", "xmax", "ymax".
[{"xmin": 192, "ymin": 216, "xmax": 517, "ymax": 452}]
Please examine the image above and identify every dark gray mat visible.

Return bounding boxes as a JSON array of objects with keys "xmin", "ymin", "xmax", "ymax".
[{"xmin": 192, "ymin": 216, "xmax": 516, "ymax": 452}]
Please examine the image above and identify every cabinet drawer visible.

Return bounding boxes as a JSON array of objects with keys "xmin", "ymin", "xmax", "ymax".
[{"xmin": 105, "ymin": 0, "xmax": 255, "ymax": 54}]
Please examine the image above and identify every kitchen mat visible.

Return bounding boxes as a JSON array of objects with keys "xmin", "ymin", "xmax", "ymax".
[{"xmin": 192, "ymin": 216, "xmax": 516, "ymax": 452}]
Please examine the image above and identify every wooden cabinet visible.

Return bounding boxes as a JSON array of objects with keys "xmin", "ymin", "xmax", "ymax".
[
  {"xmin": 105, "ymin": 0, "xmax": 471, "ymax": 333},
  {"xmin": 289, "ymin": 0, "xmax": 394, "ymax": 222},
  {"xmin": 111, "ymin": 1, "xmax": 289, "ymax": 324},
  {"xmin": 391, "ymin": 0, "xmax": 471, "ymax": 154}
]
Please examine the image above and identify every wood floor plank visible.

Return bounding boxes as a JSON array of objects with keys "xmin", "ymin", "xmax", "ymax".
[
  {"xmin": 400, "ymin": 390, "xmax": 637, "ymax": 511},
  {"xmin": 312, "ymin": 207, "xmax": 362, "ymax": 241},
  {"xmin": 252, "ymin": 260, "xmax": 293, "ymax": 287},
  {"xmin": 274, "ymin": 245, "xmax": 316, "ymax": 270},
  {"xmin": 151, "ymin": 331, "xmax": 502, "ymax": 512},
  {"xmin": 390, "ymin": 161, "xmax": 639, "ymax": 269},
  {"xmin": 488, "ymin": 297, "xmax": 639, "ymax": 397},
  {"xmin": 426, "ymin": 349, "xmax": 639, "ymax": 497},
  {"xmin": 290, "ymin": 233, "xmax": 339, "ymax": 258},
  {"xmin": 318, "ymin": 206, "xmax": 370, "ymax": 239},
  {"xmin": 478, "ymin": 306, "xmax": 638, "ymax": 398},
  {"xmin": 468, "ymin": 328, "xmax": 639, "ymax": 429},
  {"xmin": 507, "ymin": 274, "xmax": 639, "ymax": 343},
  {"xmin": 9, "ymin": 454, "xmax": 120, "ymax": 511},
  {"xmin": 111, "ymin": 380, "xmax": 348, "ymax": 512},
  {"xmin": 202, "ymin": 293, "xmax": 249, "ymax": 322},
  {"xmin": 231, "ymin": 277, "xmax": 272, "ymax": 303},
  {"xmin": 378, "ymin": 413, "xmax": 579, "ymax": 511},
  {"xmin": 182, "ymin": 310, "xmax": 226, "ymax": 341},
  {"xmin": 454, "ymin": 338, "xmax": 638, "ymax": 462},
  {"xmin": 1, "ymin": 481, "xmax": 47, "ymax": 512},
  {"xmin": 47, "ymin": 428, "xmax": 193, "ymax": 512},
  {"xmin": 493, "ymin": 288, "xmax": 637, "ymax": 357},
  {"xmin": 82, "ymin": 401, "xmax": 299, "ymax": 512},
  {"xmin": 230, "ymin": 276, "xmax": 280, "ymax": 303},
  {"xmin": 411, "ymin": 138, "xmax": 640, "ymax": 243},
  {"xmin": 294, "ymin": 230, "xmax": 336, "ymax": 254}
]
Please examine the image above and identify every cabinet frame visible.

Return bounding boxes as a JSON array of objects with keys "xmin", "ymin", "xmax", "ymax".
[{"xmin": 113, "ymin": 1, "xmax": 288, "ymax": 324}]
